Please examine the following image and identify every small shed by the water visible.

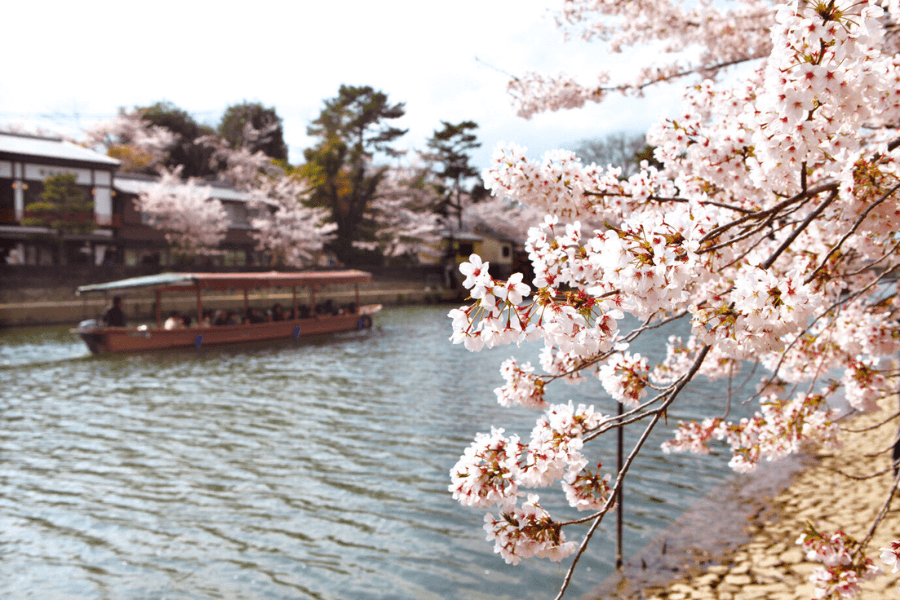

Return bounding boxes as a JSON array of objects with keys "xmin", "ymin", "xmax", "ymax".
[{"xmin": 419, "ymin": 226, "xmax": 520, "ymax": 282}]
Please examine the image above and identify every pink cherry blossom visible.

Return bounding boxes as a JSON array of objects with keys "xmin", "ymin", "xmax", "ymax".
[{"xmin": 449, "ymin": 2, "xmax": 900, "ymax": 597}]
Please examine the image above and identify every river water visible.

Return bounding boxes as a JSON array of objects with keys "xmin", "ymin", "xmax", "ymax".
[{"xmin": 0, "ymin": 305, "xmax": 785, "ymax": 600}]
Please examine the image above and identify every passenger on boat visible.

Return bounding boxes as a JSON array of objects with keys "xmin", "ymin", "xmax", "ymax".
[
  {"xmin": 164, "ymin": 312, "xmax": 184, "ymax": 330},
  {"xmin": 271, "ymin": 303, "xmax": 286, "ymax": 321},
  {"xmin": 101, "ymin": 296, "xmax": 127, "ymax": 327},
  {"xmin": 244, "ymin": 308, "xmax": 267, "ymax": 324}
]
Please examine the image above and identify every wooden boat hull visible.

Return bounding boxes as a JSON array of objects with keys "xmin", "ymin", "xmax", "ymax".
[{"xmin": 76, "ymin": 305, "xmax": 380, "ymax": 354}]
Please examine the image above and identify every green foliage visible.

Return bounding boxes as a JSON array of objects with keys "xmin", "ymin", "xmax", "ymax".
[
  {"xmin": 426, "ymin": 120, "xmax": 483, "ymax": 226},
  {"xmin": 427, "ymin": 120, "xmax": 481, "ymax": 184},
  {"xmin": 218, "ymin": 101, "xmax": 288, "ymax": 161},
  {"xmin": 21, "ymin": 173, "xmax": 95, "ymax": 234},
  {"xmin": 139, "ymin": 101, "xmax": 218, "ymax": 178},
  {"xmin": 304, "ymin": 85, "xmax": 407, "ymax": 262}
]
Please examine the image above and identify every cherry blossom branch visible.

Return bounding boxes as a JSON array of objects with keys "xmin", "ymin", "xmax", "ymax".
[
  {"xmin": 804, "ymin": 182, "xmax": 900, "ymax": 284},
  {"xmin": 554, "ymin": 344, "xmax": 712, "ymax": 600},
  {"xmin": 841, "ymin": 242, "xmax": 900, "ymax": 278},
  {"xmin": 856, "ymin": 468, "xmax": 900, "ymax": 557},
  {"xmin": 825, "ymin": 464, "xmax": 898, "ymax": 481},
  {"xmin": 597, "ymin": 55, "xmax": 769, "ymax": 95},
  {"xmin": 698, "ymin": 181, "xmax": 838, "ymax": 246},
  {"xmin": 761, "ymin": 189, "xmax": 839, "ymax": 270},
  {"xmin": 761, "ymin": 265, "xmax": 900, "ymax": 390}
]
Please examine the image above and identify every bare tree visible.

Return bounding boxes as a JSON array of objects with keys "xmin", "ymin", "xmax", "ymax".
[{"xmin": 571, "ymin": 131, "xmax": 649, "ymax": 178}]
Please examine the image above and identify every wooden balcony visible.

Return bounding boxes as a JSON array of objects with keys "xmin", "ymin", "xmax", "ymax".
[{"xmin": 0, "ymin": 209, "xmax": 122, "ymax": 227}]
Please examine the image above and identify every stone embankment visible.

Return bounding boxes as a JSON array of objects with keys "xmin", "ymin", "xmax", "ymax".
[{"xmin": 606, "ymin": 405, "xmax": 900, "ymax": 600}]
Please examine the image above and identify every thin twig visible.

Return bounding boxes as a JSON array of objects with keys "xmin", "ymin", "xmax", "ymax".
[
  {"xmin": 553, "ymin": 345, "xmax": 711, "ymax": 600},
  {"xmin": 698, "ymin": 181, "xmax": 837, "ymax": 246},
  {"xmin": 804, "ymin": 182, "xmax": 900, "ymax": 284},
  {"xmin": 761, "ymin": 189, "xmax": 839, "ymax": 270},
  {"xmin": 842, "ymin": 409, "xmax": 900, "ymax": 433},
  {"xmin": 857, "ymin": 468, "xmax": 900, "ymax": 557},
  {"xmin": 824, "ymin": 464, "xmax": 897, "ymax": 481}
]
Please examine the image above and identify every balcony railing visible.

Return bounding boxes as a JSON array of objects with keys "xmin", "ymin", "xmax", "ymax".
[{"xmin": 0, "ymin": 209, "xmax": 122, "ymax": 227}]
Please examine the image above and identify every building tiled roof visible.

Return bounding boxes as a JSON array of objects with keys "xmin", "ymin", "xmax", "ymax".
[
  {"xmin": 113, "ymin": 174, "xmax": 255, "ymax": 203},
  {"xmin": 0, "ymin": 132, "xmax": 120, "ymax": 167}
]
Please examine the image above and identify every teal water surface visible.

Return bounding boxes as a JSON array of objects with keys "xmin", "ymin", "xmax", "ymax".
[{"xmin": 0, "ymin": 305, "xmax": 767, "ymax": 600}]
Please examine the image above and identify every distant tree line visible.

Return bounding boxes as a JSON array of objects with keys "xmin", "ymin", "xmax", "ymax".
[{"xmin": 80, "ymin": 87, "xmax": 652, "ymax": 267}]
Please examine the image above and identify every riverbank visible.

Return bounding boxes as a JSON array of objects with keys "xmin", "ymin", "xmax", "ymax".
[{"xmin": 595, "ymin": 403, "xmax": 900, "ymax": 600}]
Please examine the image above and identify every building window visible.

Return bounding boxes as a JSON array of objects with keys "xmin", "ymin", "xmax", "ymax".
[
  {"xmin": 223, "ymin": 203, "xmax": 250, "ymax": 229},
  {"xmin": 224, "ymin": 250, "xmax": 247, "ymax": 267},
  {"xmin": 502, "ymin": 245, "xmax": 511, "ymax": 258},
  {"xmin": 0, "ymin": 178, "xmax": 13, "ymax": 218},
  {"xmin": 458, "ymin": 242, "xmax": 474, "ymax": 256}
]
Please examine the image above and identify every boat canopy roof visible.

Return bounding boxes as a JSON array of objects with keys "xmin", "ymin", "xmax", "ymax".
[{"xmin": 76, "ymin": 270, "xmax": 372, "ymax": 294}]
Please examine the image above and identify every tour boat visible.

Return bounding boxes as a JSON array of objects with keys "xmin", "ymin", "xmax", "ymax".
[{"xmin": 73, "ymin": 270, "xmax": 381, "ymax": 354}]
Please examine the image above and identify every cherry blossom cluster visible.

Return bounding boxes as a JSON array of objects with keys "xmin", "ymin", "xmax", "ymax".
[
  {"xmin": 449, "ymin": 427, "xmax": 522, "ymax": 508},
  {"xmin": 652, "ymin": 335, "xmax": 741, "ymax": 384},
  {"xmin": 751, "ymin": 2, "xmax": 894, "ymax": 194},
  {"xmin": 597, "ymin": 352, "xmax": 650, "ymax": 408},
  {"xmin": 690, "ymin": 265, "xmax": 821, "ymax": 359},
  {"xmin": 495, "ymin": 358, "xmax": 548, "ymax": 410},
  {"xmin": 562, "ymin": 461, "xmax": 611, "ymax": 512},
  {"xmin": 248, "ymin": 171, "xmax": 336, "ymax": 267},
  {"xmin": 663, "ymin": 392, "xmax": 841, "ymax": 473},
  {"xmin": 450, "ymin": 401, "xmax": 611, "ymax": 564},
  {"xmin": 483, "ymin": 494, "xmax": 578, "ymax": 565},
  {"xmin": 482, "ymin": 143, "xmax": 677, "ymax": 219},
  {"xmin": 881, "ymin": 541, "xmax": 900, "ymax": 592},
  {"xmin": 449, "ymin": 251, "xmax": 625, "ymax": 359},
  {"xmin": 82, "ymin": 109, "xmax": 176, "ymax": 173},
  {"xmin": 450, "ymin": 1, "xmax": 900, "ymax": 594},
  {"xmin": 759, "ymin": 293, "xmax": 900, "ymax": 386},
  {"xmin": 136, "ymin": 167, "xmax": 229, "ymax": 256},
  {"xmin": 841, "ymin": 357, "xmax": 893, "ymax": 413},
  {"xmin": 515, "ymin": 0, "xmax": 774, "ymax": 119},
  {"xmin": 362, "ymin": 162, "xmax": 444, "ymax": 257},
  {"xmin": 508, "ymin": 72, "xmax": 605, "ymax": 119},
  {"xmin": 798, "ymin": 527, "xmax": 881, "ymax": 599}
]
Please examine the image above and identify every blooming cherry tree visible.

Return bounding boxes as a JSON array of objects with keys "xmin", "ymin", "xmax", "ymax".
[
  {"xmin": 210, "ymin": 125, "xmax": 337, "ymax": 268},
  {"xmin": 248, "ymin": 170, "xmax": 336, "ymax": 267},
  {"xmin": 359, "ymin": 164, "xmax": 443, "ymax": 258},
  {"xmin": 83, "ymin": 109, "xmax": 176, "ymax": 173},
  {"xmin": 136, "ymin": 167, "xmax": 229, "ymax": 258},
  {"xmin": 449, "ymin": 2, "xmax": 900, "ymax": 598}
]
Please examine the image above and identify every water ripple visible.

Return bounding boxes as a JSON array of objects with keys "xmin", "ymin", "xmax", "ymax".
[{"xmin": 0, "ymin": 307, "xmax": 771, "ymax": 600}]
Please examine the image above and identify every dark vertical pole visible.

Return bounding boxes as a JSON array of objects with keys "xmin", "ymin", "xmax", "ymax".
[
  {"xmin": 616, "ymin": 400, "xmax": 624, "ymax": 570},
  {"xmin": 893, "ymin": 353, "xmax": 900, "ymax": 476}
]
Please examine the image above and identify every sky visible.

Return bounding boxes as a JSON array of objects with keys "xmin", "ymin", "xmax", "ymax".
[{"xmin": 1, "ymin": 0, "xmax": 676, "ymax": 170}]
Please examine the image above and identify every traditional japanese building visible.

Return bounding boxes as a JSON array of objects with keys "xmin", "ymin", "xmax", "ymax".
[
  {"xmin": 109, "ymin": 173, "xmax": 265, "ymax": 268},
  {"xmin": 0, "ymin": 132, "xmax": 266, "ymax": 268},
  {"xmin": 0, "ymin": 131, "xmax": 120, "ymax": 265}
]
